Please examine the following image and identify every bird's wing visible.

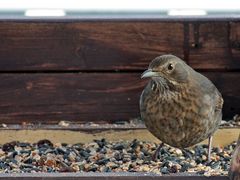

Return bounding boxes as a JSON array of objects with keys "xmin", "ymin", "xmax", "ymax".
[
  {"xmin": 215, "ymin": 90, "xmax": 224, "ymax": 112},
  {"xmin": 197, "ymin": 73, "xmax": 223, "ymax": 112}
]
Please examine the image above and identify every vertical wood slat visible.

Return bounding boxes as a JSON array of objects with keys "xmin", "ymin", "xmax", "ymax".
[
  {"xmin": 230, "ymin": 22, "xmax": 240, "ymax": 68},
  {"xmin": 188, "ymin": 22, "xmax": 232, "ymax": 69}
]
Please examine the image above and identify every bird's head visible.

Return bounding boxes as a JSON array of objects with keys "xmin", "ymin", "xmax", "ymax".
[{"xmin": 141, "ymin": 55, "xmax": 190, "ymax": 86}]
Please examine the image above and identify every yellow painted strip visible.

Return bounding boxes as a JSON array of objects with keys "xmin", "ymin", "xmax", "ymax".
[{"xmin": 0, "ymin": 128, "xmax": 238, "ymax": 146}]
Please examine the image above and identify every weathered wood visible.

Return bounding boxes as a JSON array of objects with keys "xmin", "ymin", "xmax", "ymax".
[
  {"xmin": 0, "ymin": 72, "xmax": 237, "ymax": 123},
  {"xmin": 230, "ymin": 22, "xmax": 240, "ymax": 67},
  {"xmin": 0, "ymin": 22, "xmax": 184, "ymax": 71},
  {"xmin": 0, "ymin": 20, "xmax": 239, "ymax": 123},
  {"xmin": 0, "ymin": 73, "xmax": 145, "ymax": 123},
  {"xmin": 0, "ymin": 172, "xmax": 229, "ymax": 180},
  {"xmin": 188, "ymin": 22, "xmax": 234, "ymax": 69},
  {"xmin": 1, "ymin": 21, "xmax": 240, "ymax": 71},
  {"xmin": 202, "ymin": 72, "xmax": 240, "ymax": 118},
  {"xmin": 0, "ymin": 127, "xmax": 236, "ymax": 146}
]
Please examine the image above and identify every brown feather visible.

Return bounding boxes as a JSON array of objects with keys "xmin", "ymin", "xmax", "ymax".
[{"xmin": 140, "ymin": 54, "xmax": 223, "ymax": 148}]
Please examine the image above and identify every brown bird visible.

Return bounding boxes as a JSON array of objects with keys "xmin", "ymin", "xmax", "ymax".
[
  {"xmin": 229, "ymin": 134, "xmax": 240, "ymax": 180},
  {"xmin": 140, "ymin": 54, "xmax": 223, "ymax": 162}
]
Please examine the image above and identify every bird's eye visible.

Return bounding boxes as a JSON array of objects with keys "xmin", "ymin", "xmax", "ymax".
[{"xmin": 167, "ymin": 63, "xmax": 174, "ymax": 71}]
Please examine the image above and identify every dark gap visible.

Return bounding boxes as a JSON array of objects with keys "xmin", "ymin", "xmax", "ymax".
[
  {"xmin": 183, "ymin": 22, "xmax": 189, "ymax": 63},
  {"xmin": 0, "ymin": 69, "xmax": 143, "ymax": 74},
  {"xmin": 194, "ymin": 69, "xmax": 240, "ymax": 73},
  {"xmin": 0, "ymin": 68, "xmax": 237, "ymax": 74}
]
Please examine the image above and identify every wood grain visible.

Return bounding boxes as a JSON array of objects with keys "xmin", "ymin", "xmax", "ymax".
[
  {"xmin": 0, "ymin": 172, "xmax": 229, "ymax": 180},
  {"xmin": 0, "ymin": 128, "xmax": 236, "ymax": 147},
  {"xmin": 0, "ymin": 22, "xmax": 184, "ymax": 71},
  {"xmin": 1, "ymin": 21, "xmax": 240, "ymax": 71},
  {"xmin": 0, "ymin": 73, "xmax": 145, "ymax": 123},
  {"xmin": 203, "ymin": 72, "xmax": 240, "ymax": 118},
  {"xmin": 188, "ymin": 22, "xmax": 235, "ymax": 70},
  {"xmin": 0, "ymin": 20, "xmax": 239, "ymax": 123},
  {"xmin": 230, "ymin": 22, "xmax": 240, "ymax": 69},
  {"xmin": 0, "ymin": 72, "xmax": 237, "ymax": 123}
]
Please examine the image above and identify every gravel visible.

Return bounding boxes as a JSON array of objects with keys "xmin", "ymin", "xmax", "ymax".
[
  {"xmin": 221, "ymin": 114, "xmax": 240, "ymax": 127},
  {"xmin": 0, "ymin": 138, "xmax": 235, "ymax": 175}
]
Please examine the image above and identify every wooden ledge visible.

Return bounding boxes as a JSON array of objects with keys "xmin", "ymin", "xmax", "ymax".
[
  {"xmin": 0, "ymin": 124, "xmax": 237, "ymax": 146},
  {"xmin": 0, "ymin": 172, "xmax": 228, "ymax": 180},
  {"xmin": 1, "ymin": 14, "xmax": 240, "ymax": 22}
]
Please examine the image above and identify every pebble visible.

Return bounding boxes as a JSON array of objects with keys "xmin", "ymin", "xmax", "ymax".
[
  {"xmin": 221, "ymin": 115, "xmax": 240, "ymax": 127},
  {"xmin": 1, "ymin": 124, "xmax": 7, "ymax": 128},
  {"xmin": 96, "ymin": 158, "xmax": 109, "ymax": 165},
  {"xmin": 106, "ymin": 162, "xmax": 119, "ymax": 169},
  {"xmin": 58, "ymin": 121, "xmax": 70, "ymax": 127},
  {"xmin": 210, "ymin": 161, "xmax": 221, "ymax": 169},
  {"xmin": 0, "ymin": 149, "xmax": 5, "ymax": 157},
  {"xmin": 175, "ymin": 149, "xmax": 183, "ymax": 156},
  {"xmin": 68, "ymin": 152, "xmax": 76, "ymax": 162},
  {"xmin": 161, "ymin": 167, "xmax": 169, "ymax": 174},
  {"xmin": 201, "ymin": 155, "xmax": 207, "ymax": 161},
  {"xmin": 37, "ymin": 139, "xmax": 53, "ymax": 148},
  {"xmin": 45, "ymin": 154, "xmax": 57, "ymax": 167},
  {"xmin": 139, "ymin": 165, "xmax": 150, "ymax": 172},
  {"xmin": 2, "ymin": 141, "xmax": 17, "ymax": 152},
  {"xmin": 113, "ymin": 144, "xmax": 125, "ymax": 150},
  {"xmin": 0, "ymin": 139, "xmax": 235, "ymax": 175}
]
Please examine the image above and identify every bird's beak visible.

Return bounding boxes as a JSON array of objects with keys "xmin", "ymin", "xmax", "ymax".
[{"xmin": 141, "ymin": 69, "xmax": 158, "ymax": 79}]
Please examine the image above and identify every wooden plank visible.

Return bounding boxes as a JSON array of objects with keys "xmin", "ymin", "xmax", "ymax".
[
  {"xmin": 0, "ymin": 72, "xmax": 238, "ymax": 123},
  {"xmin": 188, "ymin": 22, "xmax": 236, "ymax": 70},
  {"xmin": 0, "ymin": 22, "xmax": 184, "ymax": 71},
  {"xmin": 0, "ymin": 172, "xmax": 228, "ymax": 180},
  {"xmin": 0, "ymin": 73, "xmax": 145, "ymax": 123},
  {"xmin": 204, "ymin": 72, "xmax": 240, "ymax": 118},
  {"xmin": 1, "ymin": 21, "xmax": 240, "ymax": 71},
  {"xmin": 0, "ymin": 128, "xmax": 236, "ymax": 147},
  {"xmin": 230, "ymin": 22, "xmax": 240, "ymax": 68}
]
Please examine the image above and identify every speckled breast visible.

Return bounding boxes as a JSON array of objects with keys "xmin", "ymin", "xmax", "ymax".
[{"xmin": 140, "ymin": 81, "xmax": 221, "ymax": 148}]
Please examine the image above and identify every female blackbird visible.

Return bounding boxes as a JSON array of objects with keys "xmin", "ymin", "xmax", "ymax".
[
  {"xmin": 140, "ymin": 55, "xmax": 223, "ymax": 162},
  {"xmin": 229, "ymin": 134, "xmax": 240, "ymax": 180}
]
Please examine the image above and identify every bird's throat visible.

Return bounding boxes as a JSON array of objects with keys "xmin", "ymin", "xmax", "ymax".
[{"xmin": 151, "ymin": 77, "xmax": 178, "ymax": 93}]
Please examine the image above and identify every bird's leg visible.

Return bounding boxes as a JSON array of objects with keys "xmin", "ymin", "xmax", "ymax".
[
  {"xmin": 207, "ymin": 136, "xmax": 213, "ymax": 163},
  {"xmin": 152, "ymin": 142, "xmax": 164, "ymax": 161}
]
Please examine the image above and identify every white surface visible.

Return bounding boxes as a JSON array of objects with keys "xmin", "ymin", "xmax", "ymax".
[
  {"xmin": 25, "ymin": 9, "xmax": 66, "ymax": 16},
  {"xmin": 0, "ymin": 0, "xmax": 239, "ymax": 11},
  {"xmin": 168, "ymin": 10, "xmax": 207, "ymax": 16}
]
